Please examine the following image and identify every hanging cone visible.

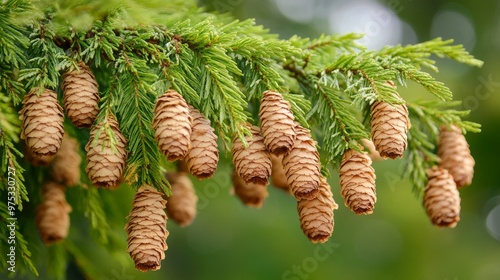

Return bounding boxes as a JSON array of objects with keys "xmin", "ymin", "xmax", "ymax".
[
  {"xmin": 152, "ymin": 90, "xmax": 192, "ymax": 161},
  {"xmin": 270, "ymin": 154, "xmax": 291, "ymax": 194},
  {"xmin": 438, "ymin": 125, "xmax": 475, "ymax": 188},
  {"xmin": 19, "ymin": 88, "xmax": 64, "ymax": 158},
  {"xmin": 232, "ymin": 125, "xmax": 272, "ymax": 185},
  {"xmin": 50, "ymin": 134, "xmax": 82, "ymax": 187},
  {"xmin": 85, "ymin": 116, "xmax": 127, "ymax": 188},
  {"xmin": 125, "ymin": 185, "xmax": 168, "ymax": 272},
  {"xmin": 370, "ymin": 83, "xmax": 410, "ymax": 159},
  {"xmin": 183, "ymin": 106, "xmax": 219, "ymax": 179},
  {"xmin": 360, "ymin": 139, "xmax": 383, "ymax": 162},
  {"xmin": 165, "ymin": 172, "xmax": 198, "ymax": 227},
  {"xmin": 35, "ymin": 182, "xmax": 72, "ymax": 245},
  {"xmin": 231, "ymin": 170, "xmax": 269, "ymax": 208},
  {"xmin": 62, "ymin": 62, "xmax": 100, "ymax": 128},
  {"xmin": 424, "ymin": 166, "xmax": 461, "ymax": 228},
  {"xmin": 282, "ymin": 124, "xmax": 321, "ymax": 200},
  {"xmin": 259, "ymin": 90, "xmax": 296, "ymax": 155},
  {"xmin": 339, "ymin": 149, "xmax": 377, "ymax": 215},
  {"xmin": 297, "ymin": 176, "xmax": 338, "ymax": 243}
]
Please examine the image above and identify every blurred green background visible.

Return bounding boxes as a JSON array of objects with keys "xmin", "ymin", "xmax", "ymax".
[{"xmin": 11, "ymin": 0, "xmax": 500, "ymax": 279}]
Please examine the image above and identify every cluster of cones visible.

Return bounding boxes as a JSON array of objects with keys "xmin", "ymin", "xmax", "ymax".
[{"xmin": 19, "ymin": 64, "xmax": 475, "ymax": 273}]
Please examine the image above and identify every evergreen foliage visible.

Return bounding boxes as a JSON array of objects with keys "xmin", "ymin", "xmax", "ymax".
[{"xmin": 0, "ymin": 0, "xmax": 483, "ymax": 278}]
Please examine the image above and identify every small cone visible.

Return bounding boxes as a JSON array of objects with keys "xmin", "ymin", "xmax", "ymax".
[
  {"xmin": 231, "ymin": 170, "xmax": 268, "ymax": 208},
  {"xmin": 360, "ymin": 139, "xmax": 383, "ymax": 162},
  {"xmin": 125, "ymin": 185, "xmax": 168, "ymax": 272},
  {"xmin": 282, "ymin": 124, "xmax": 321, "ymax": 200},
  {"xmin": 270, "ymin": 154, "xmax": 291, "ymax": 194},
  {"xmin": 50, "ymin": 134, "xmax": 82, "ymax": 187},
  {"xmin": 35, "ymin": 182, "xmax": 72, "ymax": 245},
  {"xmin": 19, "ymin": 88, "xmax": 64, "ymax": 158},
  {"xmin": 298, "ymin": 177, "xmax": 339, "ymax": 243},
  {"xmin": 152, "ymin": 90, "xmax": 192, "ymax": 161},
  {"xmin": 62, "ymin": 62, "xmax": 100, "ymax": 128},
  {"xmin": 259, "ymin": 90, "xmax": 296, "ymax": 155},
  {"xmin": 232, "ymin": 126, "xmax": 272, "ymax": 185},
  {"xmin": 370, "ymin": 83, "xmax": 410, "ymax": 159},
  {"xmin": 438, "ymin": 125, "xmax": 475, "ymax": 188},
  {"xmin": 339, "ymin": 149, "xmax": 376, "ymax": 215},
  {"xmin": 424, "ymin": 166, "xmax": 461, "ymax": 228},
  {"xmin": 183, "ymin": 106, "xmax": 219, "ymax": 179},
  {"xmin": 165, "ymin": 172, "xmax": 198, "ymax": 227},
  {"xmin": 85, "ymin": 116, "xmax": 127, "ymax": 188}
]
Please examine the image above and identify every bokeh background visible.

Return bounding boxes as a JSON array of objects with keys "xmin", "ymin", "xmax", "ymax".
[{"xmin": 9, "ymin": 0, "xmax": 500, "ymax": 279}]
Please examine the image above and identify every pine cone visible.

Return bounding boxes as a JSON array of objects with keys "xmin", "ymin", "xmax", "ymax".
[
  {"xmin": 360, "ymin": 139, "xmax": 383, "ymax": 162},
  {"xmin": 298, "ymin": 176, "xmax": 338, "ymax": 243},
  {"xmin": 232, "ymin": 126, "xmax": 272, "ymax": 185},
  {"xmin": 270, "ymin": 154, "xmax": 291, "ymax": 194},
  {"xmin": 424, "ymin": 166, "xmax": 461, "ymax": 228},
  {"xmin": 152, "ymin": 90, "xmax": 192, "ymax": 161},
  {"xmin": 438, "ymin": 125, "xmax": 475, "ymax": 188},
  {"xmin": 282, "ymin": 125, "xmax": 321, "ymax": 200},
  {"xmin": 231, "ymin": 170, "xmax": 269, "ymax": 208},
  {"xmin": 259, "ymin": 90, "xmax": 296, "ymax": 155},
  {"xmin": 339, "ymin": 149, "xmax": 376, "ymax": 215},
  {"xmin": 62, "ymin": 62, "xmax": 100, "ymax": 128},
  {"xmin": 85, "ymin": 116, "xmax": 127, "ymax": 188},
  {"xmin": 125, "ymin": 185, "xmax": 168, "ymax": 272},
  {"xmin": 35, "ymin": 182, "xmax": 72, "ymax": 245},
  {"xmin": 370, "ymin": 86, "xmax": 410, "ymax": 159},
  {"xmin": 183, "ymin": 106, "xmax": 219, "ymax": 179},
  {"xmin": 19, "ymin": 88, "xmax": 64, "ymax": 158},
  {"xmin": 165, "ymin": 172, "xmax": 198, "ymax": 227},
  {"xmin": 50, "ymin": 135, "xmax": 81, "ymax": 187}
]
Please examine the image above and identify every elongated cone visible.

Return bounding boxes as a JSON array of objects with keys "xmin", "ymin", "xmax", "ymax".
[
  {"xmin": 232, "ymin": 126, "xmax": 272, "ymax": 185},
  {"xmin": 35, "ymin": 182, "xmax": 72, "ymax": 245},
  {"xmin": 339, "ymin": 149, "xmax": 376, "ymax": 215},
  {"xmin": 270, "ymin": 154, "xmax": 291, "ymax": 194},
  {"xmin": 424, "ymin": 166, "xmax": 461, "ymax": 228},
  {"xmin": 85, "ymin": 116, "xmax": 127, "ymax": 188},
  {"xmin": 370, "ymin": 82, "xmax": 410, "ymax": 159},
  {"xmin": 152, "ymin": 90, "xmax": 192, "ymax": 161},
  {"xmin": 62, "ymin": 62, "xmax": 100, "ymax": 128},
  {"xmin": 165, "ymin": 172, "xmax": 198, "ymax": 227},
  {"xmin": 438, "ymin": 125, "xmax": 475, "ymax": 188},
  {"xmin": 183, "ymin": 106, "xmax": 219, "ymax": 179},
  {"xmin": 19, "ymin": 88, "xmax": 64, "ymax": 158},
  {"xmin": 50, "ymin": 135, "xmax": 81, "ymax": 186},
  {"xmin": 231, "ymin": 170, "xmax": 269, "ymax": 208},
  {"xmin": 259, "ymin": 90, "xmax": 296, "ymax": 155},
  {"xmin": 282, "ymin": 125, "xmax": 321, "ymax": 200},
  {"xmin": 125, "ymin": 185, "xmax": 168, "ymax": 272},
  {"xmin": 298, "ymin": 177, "xmax": 338, "ymax": 243}
]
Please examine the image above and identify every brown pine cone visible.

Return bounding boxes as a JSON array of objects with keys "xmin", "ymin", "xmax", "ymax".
[
  {"xmin": 19, "ymin": 88, "xmax": 64, "ymax": 158},
  {"xmin": 370, "ymin": 84, "xmax": 410, "ymax": 159},
  {"xmin": 50, "ymin": 134, "xmax": 82, "ymax": 187},
  {"xmin": 35, "ymin": 182, "xmax": 72, "ymax": 245},
  {"xmin": 438, "ymin": 125, "xmax": 475, "ymax": 188},
  {"xmin": 298, "ymin": 176, "xmax": 338, "ymax": 243},
  {"xmin": 152, "ymin": 90, "xmax": 192, "ymax": 161},
  {"xmin": 85, "ymin": 116, "xmax": 127, "ymax": 188},
  {"xmin": 183, "ymin": 106, "xmax": 219, "ymax": 179},
  {"xmin": 231, "ymin": 170, "xmax": 269, "ymax": 208},
  {"xmin": 62, "ymin": 62, "xmax": 100, "ymax": 128},
  {"xmin": 339, "ymin": 149, "xmax": 376, "ymax": 215},
  {"xmin": 232, "ymin": 126, "xmax": 272, "ymax": 185},
  {"xmin": 125, "ymin": 185, "xmax": 168, "ymax": 272},
  {"xmin": 282, "ymin": 125, "xmax": 321, "ymax": 200},
  {"xmin": 424, "ymin": 166, "xmax": 461, "ymax": 228},
  {"xmin": 259, "ymin": 90, "xmax": 296, "ymax": 155},
  {"xmin": 270, "ymin": 154, "xmax": 291, "ymax": 194},
  {"xmin": 165, "ymin": 172, "xmax": 198, "ymax": 227}
]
